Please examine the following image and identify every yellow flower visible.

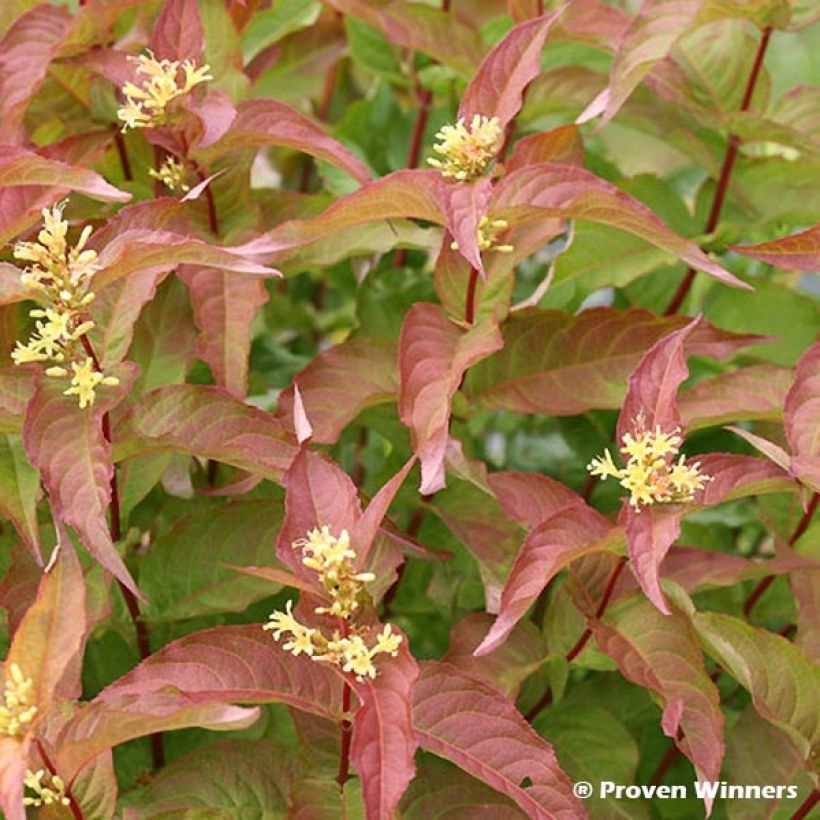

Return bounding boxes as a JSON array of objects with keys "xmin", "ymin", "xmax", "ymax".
[
  {"xmin": 428, "ymin": 114, "xmax": 503, "ymax": 181},
  {"xmin": 587, "ymin": 422, "xmax": 711, "ymax": 511},
  {"xmin": 451, "ymin": 216, "xmax": 514, "ymax": 255},
  {"xmin": 62, "ymin": 358, "xmax": 119, "ymax": 409},
  {"xmin": 263, "ymin": 527, "xmax": 402, "ymax": 680},
  {"xmin": 1, "ymin": 663, "xmax": 38, "ymax": 737},
  {"xmin": 118, "ymin": 52, "xmax": 212, "ymax": 132},
  {"xmin": 149, "ymin": 157, "xmax": 190, "ymax": 192},
  {"xmin": 23, "ymin": 769, "xmax": 70, "ymax": 808}
]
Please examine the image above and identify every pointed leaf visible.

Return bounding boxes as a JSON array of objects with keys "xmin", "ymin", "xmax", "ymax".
[
  {"xmin": 92, "ymin": 229, "xmax": 280, "ymax": 291},
  {"xmin": 56, "ymin": 694, "xmax": 259, "ymax": 784},
  {"xmin": 696, "ymin": 453, "xmax": 795, "ymax": 505},
  {"xmin": 23, "ymin": 365, "xmax": 141, "ymax": 597},
  {"xmin": 680, "ymin": 365, "xmax": 793, "ymax": 432},
  {"xmin": 6, "ymin": 533, "xmax": 86, "ymax": 711},
  {"xmin": 725, "ymin": 425, "xmax": 792, "ymax": 473},
  {"xmin": 488, "ymin": 471, "xmax": 588, "ymax": 530},
  {"xmin": 0, "ymin": 146, "xmax": 129, "ymax": 201},
  {"xmin": 97, "ymin": 624, "xmax": 345, "ymax": 718},
  {"xmin": 622, "ymin": 505, "xmax": 681, "ymax": 615},
  {"xmin": 197, "ymin": 99, "xmax": 370, "ymax": 184},
  {"xmin": 0, "ymin": 434, "xmax": 40, "ymax": 561},
  {"xmin": 693, "ymin": 612, "xmax": 820, "ymax": 758},
  {"xmin": 150, "ymin": 0, "xmax": 204, "ymax": 62},
  {"xmin": 731, "ymin": 223, "xmax": 820, "ymax": 271},
  {"xmin": 466, "ymin": 308, "xmax": 761, "ymax": 415},
  {"xmin": 178, "ymin": 266, "xmax": 269, "ymax": 399},
  {"xmin": 617, "ymin": 315, "xmax": 700, "ymax": 443},
  {"xmin": 785, "ymin": 343, "xmax": 820, "ymax": 492},
  {"xmin": 476, "ymin": 507, "xmax": 617, "ymax": 655},
  {"xmin": 350, "ymin": 637, "xmax": 419, "ymax": 820},
  {"xmin": 444, "ymin": 177, "xmax": 493, "ymax": 276},
  {"xmin": 413, "ymin": 661, "xmax": 584, "ymax": 819},
  {"xmin": 139, "ymin": 501, "xmax": 285, "ymax": 622},
  {"xmin": 276, "ymin": 337, "xmax": 398, "ymax": 445},
  {"xmin": 276, "ymin": 446, "xmax": 361, "ymax": 575},
  {"xmin": 459, "ymin": 12, "xmax": 560, "ymax": 129},
  {"xmin": 123, "ymin": 384, "xmax": 297, "ymax": 481},
  {"xmin": 595, "ymin": 599, "xmax": 724, "ymax": 808},
  {"xmin": 491, "ymin": 164, "xmax": 748, "ymax": 289},
  {"xmin": 398, "ymin": 304, "xmax": 503, "ymax": 494},
  {"xmin": 506, "ymin": 125, "xmax": 584, "ymax": 172}
]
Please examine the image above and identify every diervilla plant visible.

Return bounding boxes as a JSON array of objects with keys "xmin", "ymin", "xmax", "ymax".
[{"xmin": 0, "ymin": 0, "xmax": 817, "ymax": 819}]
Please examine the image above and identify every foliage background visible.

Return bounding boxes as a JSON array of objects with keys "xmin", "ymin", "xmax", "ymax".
[{"xmin": 0, "ymin": 0, "xmax": 818, "ymax": 818}]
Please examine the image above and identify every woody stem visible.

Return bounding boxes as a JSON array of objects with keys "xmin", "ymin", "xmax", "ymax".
[{"xmin": 77, "ymin": 334, "xmax": 165, "ymax": 770}]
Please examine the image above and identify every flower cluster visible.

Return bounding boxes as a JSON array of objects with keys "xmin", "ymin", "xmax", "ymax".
[
  {"xmin": 117, "ymin": 51, "xmax": 212, "ymax": 131},
  {"xmin": 23, "ymin": 769, "xmax": 70, "ymax": 808},
  {"xmin": 451, "ymin": 216, "xmax": 514, "ymax": 255},
  {"xmin": 264, "ymin": 527, "xmax": 402, "ymax": 681},
  {"xmin": 149, "ymin": 156, "xmax": 190, "ymax": 192},
  {"xmin": 1, "ymin": 663, "xmax": 37, "ymax": 737},
  {"xmin": 587, "ymin": 419, "xmax": 712, "ymax": 511},
  {"xmin": 428, "ymin": 114, "xmax": 503, "ymax": 181},
  {"xmin": 11, "ymin": 203, "xmax": 118, "ymax": 408}
]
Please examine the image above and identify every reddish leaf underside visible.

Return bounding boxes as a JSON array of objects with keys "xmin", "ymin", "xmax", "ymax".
[
  {"xmin": 350, "ymin": 638, "xmax": 419, "ymax": 820},
  {"xmin": 23, "ymin": 365, "xmax": 141, "ymax": 597},
  {"xmin": 398, "ymin": 304, "xmax": 503, "ymax": 494},
  {"xmin": 784, "ymin": 343, "xmax": 820, "ymax": 492},
  {"xmin": 459, "ymin": 12, "xmax": 561, "ymax": 130},
  {"xmin": 150, "ymin": 0, "xmax": 205, "ymax": 62},
  {"xmin": 413, "ymin": 661, "xmax": 584, "ymax": 819},
  {"xmin": 731, "ymin": 223, "xmax": 820, "ymax": 271}
]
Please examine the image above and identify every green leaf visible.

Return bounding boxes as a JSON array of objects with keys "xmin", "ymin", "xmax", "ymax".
[
  {"xmin": 242, "ymin": 0, "xmax": 321, "ymax": 62},
  {"xmin": 692, "ymin": 611, "xmax": 820, "ymax": 759}
]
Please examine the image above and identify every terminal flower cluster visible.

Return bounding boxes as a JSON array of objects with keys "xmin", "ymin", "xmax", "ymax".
[
  {"xmin": 1, "ymin": 663, "xmax": 37, "ymax": 737},
  {"xmin": 117, "ymin": 51, "xmax": 212, "ymax": 131},
  {"xmin": 451, "ymin": 216, "xmax": 514, "ymax": 255},
  {"xmin": 264, "ymin": 526, "xmax": 402, "ymax": 681},
  {"xmin": 587, "ymin": 419, "xmax": 711, "ymax": 511},
  {"xmin": 23, "ymin": 770, "xmax": 70, "ymax": 808},
  {"xmin": 149, "ymin": 156, "xmax": 190, "ymax": 192},
  {"xmin": 10, "ymin": 203, "xmax": 119, "ymax": 408},
  {"xmin": 428, "ymin": 114, "xmax": 503, "ymax": 181}
]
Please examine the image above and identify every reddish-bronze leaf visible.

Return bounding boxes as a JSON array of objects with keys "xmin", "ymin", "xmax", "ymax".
[
  {"xmin": 197, "ymin": 99, "xmax": 371, "ymax": 185},
  {"xmin": 178, "ymin": 265, "xmax": 270, "ymax": 399},
  {"xmin": 491, "ymin": 164, "xmax": 748, "ymax": 289},
  {"xmin": 23, "ymin": 366, "xmax": 141, "ymax": 597},
  {"xmin": 124, "ymin": 384, "xmax": 297, "ymax": 481},
  {"xmin": 784, "ymin": 343, "xmax": 820, "ymax": 492},
  {"xmin": 475, "ymin": 506, "xmax": 617, "ymax": 656},
  {"xmin": 443, "ymin": 177, "xmax": 493, "ymax": 276},
  {"xmin": 505, "ymin": 125, "xmax": 584, "ymax": 172},
  {"xmin": 398, "ymin": 304, "xmax": 503, "ymax": 494},
  {"xmin": 276, "ymin": 337, "xmax": 398, "ymax": 445},
  {"xmin": 488, "ymin": 471, "xmax": 587, "ymax": 530},
  {"xmin": 350, "ymin": 638, "xmax": 419, "ymax": 820},
  {"xmin": 731, "ymin": 223, "xmax": 820, "ymax": 271},
  {"xmin": 595, "ymin": 599, "xmax": 724, "ymax": 812},
  {"xmin": 0, "ymin": 735, "xmax": 28, "ymax": 820},
  {"xmin": 458, "ymin": 12, "xmax": 561, "ymax": 129},
  {"xmin": 680, "ymin": 365, "xmax": 793, "ymax": 432},
  {"xmin": 413, "ymin": 661, "xmax": 584, "ymax": 819},
  {"xmin": 0, "ymin": 434, "xmax": 41, "ymax": 561},
  {"xmin": 150, "ymin": 0, "xmax": 205, "ymax": 62}
]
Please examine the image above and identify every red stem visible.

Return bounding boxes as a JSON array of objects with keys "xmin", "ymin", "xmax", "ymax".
[
  {"xmin": 337, "ymin": 618, "xmax": 353, "ymax": 788},
  {"xmin": 526, "ymin": 557, "xmax": 627, "ymax": 722},
  {"xmin": 464, "ymin": 267, "xmax": 480, "ymax": 324},
  {"xmin": 744, "ymin": 492, "xmax": 818, "ymax": 617},
  {"xmin": 300, "ymin": 59, "xmax": 341, "ymax": 193},
  {"xmin": 78, "ymin": 334, "xmax": 164, "ymax": 770},
  {"xmin": 649, "ymin": 731, "xmax": 684, "ymax": 786},
  {"xmin": 664, "ymin": 26, "xmax": 772, "ymax": 316},
  {"xmin": 792, "ymin": 790, "xmax": 819, "ymax": 820},
  {"xmin": 35, "ymin": 739, "xmax": 84, "ymax": 820},
  {"xmin": 113, "ymin": 130, "xmax": 132, "ymax": 181}
]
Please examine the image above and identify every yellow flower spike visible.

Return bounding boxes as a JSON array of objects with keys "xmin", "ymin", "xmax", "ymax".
[
  {"xmin": 587, "ymin": 423, "xmax": 712, "ymax": 512},
  {"xmin": 117, "ymin": 51, "xmax": 212, "ymax": 132},
  {"xmin": 1, "ymin": 663, "xmax": 38, "ymax": 737},
  {"xmin": 62, "ymin": 358, "xmax": 119, "ymax": 409},
  {"xmin": 149, "ymin": 157, "xmax": 190, "ymax": 192},
  {"xmin": 428, "ymin": 114, "xmax": 503, "ymax": 181},
  {"xmin": 23, "ymin": 769, "xmax": 70, "ymax": 808},
  {"xmin": 264, "ymin": 526, "xmax": 403, "ymax": 680}
]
